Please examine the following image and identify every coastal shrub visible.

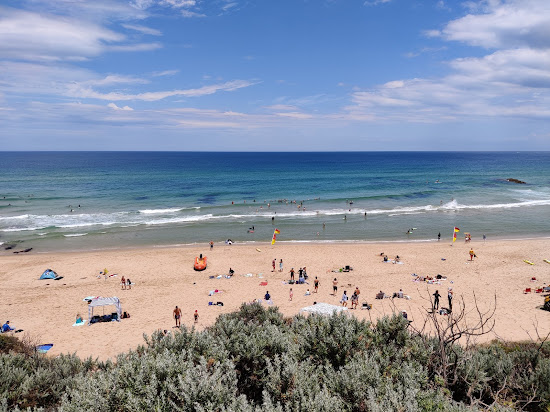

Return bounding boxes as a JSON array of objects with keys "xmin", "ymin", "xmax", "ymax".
[
  {"xmin": 290, "ymin": 312, "xmax": 375, "ymax": 368},
  {"xmin": 0, "ymin": 352, "xmax": 95, "ymax": 411},
  {"xmin": 449, "ymin": 341, "xmax": 550, "ymax": 410},
  {"xmin": 61, "ymin": 350, "xmax": 249, "ymax": 411},
  {"xmin": 1, "ymin": 304, "xmax": 549, "ymax": 411}
]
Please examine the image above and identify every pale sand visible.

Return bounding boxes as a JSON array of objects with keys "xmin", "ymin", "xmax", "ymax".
[{"xmin": 1, "ymin": 239, "xmax": 549, "ymax": 360}]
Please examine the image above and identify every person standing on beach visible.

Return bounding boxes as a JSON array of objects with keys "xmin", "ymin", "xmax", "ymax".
[
  {"xmin": 433, "ymin": 290, "xmax": 441, "ymax": 310},
  {"xmin": 448, "ymin": 288, "xmax": 453, "ymax": 311},
  {"xmin": 483, "ymin": 234, "xmax": 486, "ymax": 242},
  {"xmin": 469, "ymin": 248, "xmax": 475, "ymax": 261},
  {"xmin": 194, "ymin": 310, "xmax": 199, "ymax": 324},
  {"xmin": 279, "ymin": 259, "xmax": 283, "ymax": 272},
  {"xmin": 341, "ymin": 291, "xmax": 349, "ymax": 307},
  {"xmin": 210, "ymin": 241, "xmax": 213, "ymax": 249},
  {"xmin": 289, "ymin": 288, "xmax": 293, "ymax": 301},
  {"xmin": 290, "ymin": 268, "xmax": 295, "ymax": 281},
  {"xmin": 332, "ymin": 278, "xmax": 338, "ymax": 295},
  {"xmin": 121, "ymin": 276, "xmax": 126, "ymax": 290},
  {"xmin": 272, "ymin": 259, "xmax": 276, "ymax": 272},
  {"xmin": 314, "ymin": 277, "xmax": 319, "ymax": 293},
  {"xmin": 438, "ymin": 232, "xmax": 441, "ymax": 241},
  {"xmin": 173, "ymin": 306, "xmax": 182, "ymax": 327},
  {"xmin": 355, "ymin": 286, "xmax": 360, "ymax": 299}
]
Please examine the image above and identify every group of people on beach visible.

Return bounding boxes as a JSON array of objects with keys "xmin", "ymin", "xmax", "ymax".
[
  {"xmin": 432, "ymin": 288, "xmax": 453, "ymax": 313},
  {"xmin": 272, "ymin": 259, "xmax": 283, "ymax": 272},
  {"xmin": 339, "ymin": 286, "xmax": 361, "ymax": 309},
  {"xmin": 120, "ymin": 276, "xmax": 132, "ymax": 290},
  {"xmin": 173, "ymin": 306, "xmax": 199, "ymax": 327}
]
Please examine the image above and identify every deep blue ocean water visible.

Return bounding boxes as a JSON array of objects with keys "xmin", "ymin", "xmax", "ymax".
[{"xmin": 1, "ymin": 152, "xmax": 549, "ymax": 252}]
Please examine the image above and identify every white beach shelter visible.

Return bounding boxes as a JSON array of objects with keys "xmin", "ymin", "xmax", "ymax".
[
  {"xmin": 87, "ymin": 297, "xmax": 122, "ymax": 325},
  {"xmin": 300, "ymin": 302, "xmax": 348, "ymax": 315}
]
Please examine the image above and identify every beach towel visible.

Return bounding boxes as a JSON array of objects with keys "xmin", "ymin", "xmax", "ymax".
[
  {"xmin": 259, "ymin": 281, "xmax": 268, "ymax": 286},
  {"xmin": 72, "ymin": 320, "xmax": 87, "ymax": 327}
]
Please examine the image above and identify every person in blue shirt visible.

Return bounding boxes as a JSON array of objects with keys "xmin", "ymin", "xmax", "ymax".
[
  {"xmin": 2, "ymin": 321, "xmax": 14, "ymax": 332},
  {"xmin": 264, "ymin": 291, "xmax": 271, "ymax": 301}
]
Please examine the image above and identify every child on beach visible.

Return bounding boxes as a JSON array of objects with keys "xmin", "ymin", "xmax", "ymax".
[
  {"xmin": 272, "ymin": 259, "xmax": 276, "ymax": 272},
  {"xmin": 333, "ymin": 278, "xmax": 338, "ymax": 295},
  {"xmin": 121, "ymin": 276, "xmax": 126, "ymax": 290},
  {"xmin": 279, "ymin": 259, "xmax": 283, "ymax": 272},
  {"xmin": 314, "ymin": 277, "xmax": 319, "ymax": 293},
  {"xmin": 289, "ymin": 288, "xmax": 293, "ymax": 301},
  {"xmin": 194, "ymin": 310, "xmax": 199, "ymax": 323}
]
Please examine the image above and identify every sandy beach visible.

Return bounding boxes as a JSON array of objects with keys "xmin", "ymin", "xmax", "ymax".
[{"xmin": 1, "ymin": 238, "xmax": 549, "ymax": 360}]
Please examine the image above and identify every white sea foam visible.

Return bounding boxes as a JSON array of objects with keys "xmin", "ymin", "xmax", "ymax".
[
  {"xmin": 139, "ymin": 208, "xmax": 183, "ymax": 214},
  {"xmin": 64, "ymin": 233, "xmax": 88, "ymax": 237},
  {"xmin": 2, "ymin": 197, "xmax": 550, "ymax": 234},
  {"xmin": 1, "ymin": 226, "xmax": 46, "ymax": 232}
]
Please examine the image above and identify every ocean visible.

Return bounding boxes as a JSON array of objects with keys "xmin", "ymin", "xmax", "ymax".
[{"xmin": 1, "ymin": 152, "xmax": 549, "ymax": 253}]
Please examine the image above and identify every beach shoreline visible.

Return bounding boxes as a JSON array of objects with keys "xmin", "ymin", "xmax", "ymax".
[
  {"xmin": 1, "ymin": 238, "xmax": 549, "ymax": 360},
  {"xmin": 3, "ymin": 233, "xmax": 550, "ymax": 257}
]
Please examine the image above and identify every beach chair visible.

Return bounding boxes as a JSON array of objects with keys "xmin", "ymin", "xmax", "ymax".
[{"xmin": 523, "ymin": 288, "xmax": 532, "ymax": 294}]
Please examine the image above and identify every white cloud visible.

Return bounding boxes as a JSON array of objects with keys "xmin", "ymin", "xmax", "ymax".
[
  {"xmin": 162, "ymin": 0, "xmax": 196, "ymax": 7},
  {"xmin": 108, "ymin": 42, "xmax": 163, "ymax": 52},
  {"xmin": 107, "ymin": 102, "xmax": 134, "ymax": 111},
  {"xmin": 222, "ymin": 2, "xmax": 238, "ymax": 11},
  {"xmin": 84, "ymin": 75, "xmax": 149, "ymax": 86},
  {"xmin": 0, "ymin": 7, "xmax": 123, "ymax": 61},
  {"xmin": 344, "ymin": 0, "xmax": 550, "ymax": 122},
  {"xmin": 275, "ymin": 112, "xmax": 313, "ymax": 119},
  {"xmin": 364, "ymin": 0, "xmax": 392, "ymax": 6},
  {"xmin": 152, "ymin": 70, "xmax": 180, "ymax": 77},
  {"xmin": 67, "ymin": 80, "xmax": 259, "ymax": 101},
  {"xmin": 122, "ymin": 24, "xmax": 162, "ymax": 36},
  {"xmin": 181, "ymin": 10, "xmax": 206, "ymax": 18},
  {"xmin": 434, "ymin": 0, "xmax": 550, "ymax": 49}
]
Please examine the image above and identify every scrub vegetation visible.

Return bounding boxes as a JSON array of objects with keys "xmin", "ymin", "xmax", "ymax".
[{"xmin": 1, "ymin": 303, "xmax": 549, "ymax": 411}]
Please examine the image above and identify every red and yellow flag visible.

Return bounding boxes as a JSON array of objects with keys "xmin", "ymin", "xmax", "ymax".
[
  {"xmin": 453, "ymin": 227, "xmax": 460, "ymax": 242},
  {"xmin": 271, "ymin": 229, "xmax": 281, "ymax": 245}
]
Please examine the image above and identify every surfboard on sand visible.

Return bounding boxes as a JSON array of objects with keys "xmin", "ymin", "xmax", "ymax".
[
  {"xmin": 524, "ymin": 260, "xmax": 534, "ymax": 265},
  {"xmin": 544, "ymin": 259, "xmax": 550, "ymax": 264},
  {"xmin": 256, "ymin": 248, "xmax": 262, "ymax": 252}
]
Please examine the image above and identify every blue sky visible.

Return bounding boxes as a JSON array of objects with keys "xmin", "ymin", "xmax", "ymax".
[{"xmin": 1, "ymin": 0, "xmax": 549, "ymax": 150}]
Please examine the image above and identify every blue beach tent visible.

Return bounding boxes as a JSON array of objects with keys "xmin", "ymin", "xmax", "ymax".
[{"xmin": 40, "ymin": 269, "xmax": 58, "ymax": 280}]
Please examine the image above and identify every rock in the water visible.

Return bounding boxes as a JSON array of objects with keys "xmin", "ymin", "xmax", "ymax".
[{"xmin": 506, "ymin": 178, "xmax": 526, "ymax": 184}]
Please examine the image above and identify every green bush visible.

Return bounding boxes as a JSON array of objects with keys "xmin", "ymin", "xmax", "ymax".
[{"xmin": 0, "ymin": 304, "xmax": 548, "ymax": 411}]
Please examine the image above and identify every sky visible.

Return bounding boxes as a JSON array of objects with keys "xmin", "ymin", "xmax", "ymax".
[{"xmin": 0, "ymin": 0, "xmax": 549, "ymax": 151}]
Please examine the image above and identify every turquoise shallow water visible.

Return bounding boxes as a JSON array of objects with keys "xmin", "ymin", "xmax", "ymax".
[{"xmin": 1, "ymin": 152, "xmax": 549, "ymax": 252}]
